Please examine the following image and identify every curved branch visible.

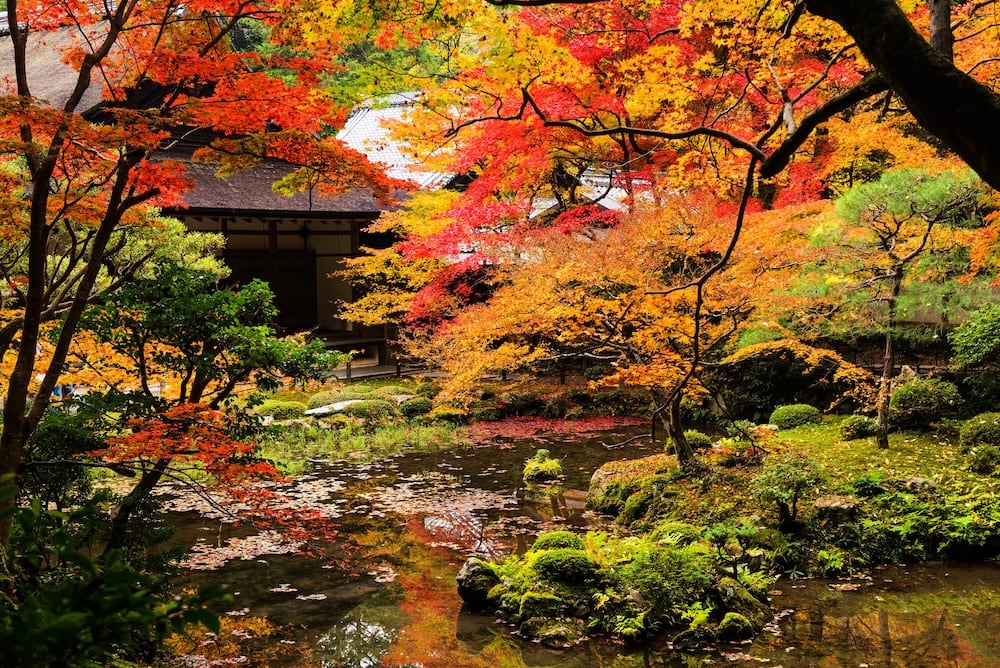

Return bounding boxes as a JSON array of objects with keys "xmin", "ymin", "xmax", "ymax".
[
  {"xmin": 520, "ymin": 88, "xmax": 768, "ymax": 161},
  {"xmin": 805, "ymin": 0, "xmax": 1000, "ymax": 190},
  {"xmin": 759, "ymin": 74, "xmax": 887, "ymax": 178}
]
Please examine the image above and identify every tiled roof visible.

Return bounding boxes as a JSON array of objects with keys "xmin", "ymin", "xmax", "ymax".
[
  {"xmin": 0, "ymin": 24, "xmax": 104, "ymax": 112},
  {"xmin": 336, "ymin": 92, "xmax": 454, "ymax": 190},
  {"xmin": 164, "ymin": 152, "xmax": 400, "ymax": 217}
]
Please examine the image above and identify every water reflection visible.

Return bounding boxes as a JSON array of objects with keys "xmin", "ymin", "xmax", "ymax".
[
  {"xmin": 168, "ymin": 422, "xmax": 1000, "ymax": 667},
  {"xmin": 748, "ymin": 563, "xmax": 1000, "ymax": 667}
]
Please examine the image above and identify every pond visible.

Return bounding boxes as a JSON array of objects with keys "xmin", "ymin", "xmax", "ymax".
[{"xmin": 163, "ymin": 418, "xmax": 1000, "ymax": 667}]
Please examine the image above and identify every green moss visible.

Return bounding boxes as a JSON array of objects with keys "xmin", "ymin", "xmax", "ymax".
[
  {"xmin": 517, "ymin": 591, "xmax": 565, "ymax": 621},
  {"xmin": 587, "ymin": 453, "xmax": 676, "ymax": 514},
  {"xmin": 532, "ymin": 548, "xmax": 598, "ymax": 585},
  {"xmin": 713, "ymin": 576, "xmax": 770, "ymax": 631},
  {"xmin": 717, "ymin": 612, "xmax": 755, "ymax": 641},
  {"xmin": 532, "ymin": 530, "xmax": 585, "ymax": 552},
  {"xmin": 523, "ymin": 449, "xmax": 563, "ymax": 482}
]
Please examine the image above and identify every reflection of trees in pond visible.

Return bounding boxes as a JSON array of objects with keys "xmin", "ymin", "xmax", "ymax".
[
  {"xmin": 779, "ymin": 602, "xmax": 996, "ymax": 666},
  {"xmin": 313, "ymin": 606, "xmax": 408, "ymax": 667}
]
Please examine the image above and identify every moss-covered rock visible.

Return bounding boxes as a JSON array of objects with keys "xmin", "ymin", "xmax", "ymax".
[
  {"xmin": 517, "ymin": 591, "xmax": 565, "ymax": 621},
  {"xmin": 523, "ymin": 449, "xmax": 562, "ymax": 482},
  {"xmin": 456, "ymin": 557, "xmax": 500, "ymax": 611},
  {"xmin": 713, "ymin": 576, "xmax": 770, "ymax": 632},
  {"xmin": 519, "ymin": 616, "xmax": 586, "ymax": 647},
  {"xmin": 717, "ymin": 612, "xmax": 756, "ymax": 641},
  {"xmin": 671, "ymin": 625, "xmax": 717, "ymax": 650},
  {"xmin": 532, "ymin": 530, "xmax": 585, "ymax": 552},
  {"xmin": 587, "ymin": 453, "xmax": 676, "ymax": 514}
]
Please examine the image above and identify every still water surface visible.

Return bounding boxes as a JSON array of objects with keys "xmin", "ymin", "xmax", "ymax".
[{"xmin": 168, "ymin": 419, "xmax": 1000, "ymax": 667}]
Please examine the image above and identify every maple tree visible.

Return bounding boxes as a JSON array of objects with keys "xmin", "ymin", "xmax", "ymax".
[
  {"xmin": 340, "ymin": 0, "xmax": 995, "ymax": 373},
  {"xmin": 0, "ymin": 0, "xmax": 399, "ymax": 543},
  {"xmin": 407, "ymin": 191, "xmax": 802, "ymax": 467},
  {"xmin": 471, "ymin": 0, "xmax": 1000, "ymax": 190}
]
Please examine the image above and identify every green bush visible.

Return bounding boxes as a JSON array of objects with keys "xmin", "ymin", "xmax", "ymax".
[
  {"xmin": 532, "ymin": 548, "xmax": 599, "ymax": 584},
  {"xmin": 683, "ymin": 430, "xmax": 713, "ymax": 450},
  {"xmin": 959, "ymin": 412, "xmax": 1000, "ymax": 452},
  {"xmin": 752, "ymin": 451, "xmax": 825, "ymax": 532},
  {"xmin": 967, "ymin": 445, "xmax": 1000, "ymax": 475},
  {"xmin": 427, "ymin": 405, "xmax": 468, "ymax": 424},
  {"xmin": 889, "ymin": 377, "xmax": 962, "ymax": 430},
  {"xmin": 532, "ymin": 530, "xmax": 585, "ymax": 552},
  {"xmin": 400, "ymin": 396, "xmax": 434, "ymax": 418},
  {"xmin": 768, "ymin": 404, "xmax": 821, "ymax": 429},
  {"xmin": 307, "ymin": 388, "xmax": 366, "ymax": 409},
  {"xmin": 470, "ymin": 401, "xmax": 505, "ymax": 422},
  {"xmin": 840, "ymin": 414, "xmax": 878, "ymax": 440},
  {"xmin": 255, "ymin": 400, "xmax": 307, "ymax": 419},
  {"xmin": 341, "ymin": 399, "xmax": 398, "ymax": 427},
  {"xmin": 367, "ymin": 385, "xmax": 413, "ymax": 400},
  {"xmin": 268, "ymin": 389, "xmax": 310, "ymax": 404}
]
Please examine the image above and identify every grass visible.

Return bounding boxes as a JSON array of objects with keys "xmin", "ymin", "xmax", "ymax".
[
  {"xmin": 774, "ymin": 417, "xmax": 1000, "ymax": 498},
  {"xmin": 256, "ymin": 421, "xmax": 462, "ymax": 474}
]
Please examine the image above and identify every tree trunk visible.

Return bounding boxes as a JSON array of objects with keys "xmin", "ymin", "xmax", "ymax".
[
  {"xmin": 103, "ymin": 457, "xmax": 171, "ymax": 557},
  {"xmin": 928, "ymin": 0, "xmax": 953, "ymax": 61},
  {"xmin": 659, "ymin": 392, "xmax": 693, "ymax": 469},
  {"xmin": 875, "ymin": 268, "xmax": 903, "ymax": 450},
  {"xmin": 805, "ymin": 0, "xmax": 1000, "ymax": 191}
]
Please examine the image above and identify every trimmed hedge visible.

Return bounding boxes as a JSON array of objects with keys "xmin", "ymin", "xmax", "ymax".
[
  {"xmin": 840, "ymin": 414, "xmax": 878, "ymax": 440},
  {"xmin": 960, "ymin": 412, "xmax": 1000, "ymax": 452},
  {"xmin": 889, "ymin": 378, "xmax": 962, "ymax": 431},
  {"xmin": 255, "ymin": 400, "xmax": 307, "ymax": 419},
  {"xmin": 768, "ymin": 404, "xmax": 821, "ymax": 429}
]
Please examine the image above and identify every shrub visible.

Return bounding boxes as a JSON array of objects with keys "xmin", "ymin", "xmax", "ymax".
[
  {"xmin": 683, "ymin": 430, "xmax": 713, "ymax": 450},
  {"xmin": 341, "ymin": 399, "xmax": 398, "ymax": 427},
  {"xmin": 840, "ymin": 414, "xmax": 878, "ymax": 440},
  {"xmin": 413, "ymin": 381, "xmax": 442, "ymax": 399},
  {"xmin": 532, "ymin": 548, "xmax": 599, "ymax": 584},
  {"xmin": 768, "ymin": 404, "xmax": 821, "ymax": 429},
  {"xmin": 967, "ymin": 446, "xmax": 1000, "ymax": 475},
  {"xmin": 752, "ymin": 451, "xmax": 825, "ymax": 533},
  {"xmin": 255, "ymin": 400, "xmax": 307, "ymax": 419},
  {"xmin": 889, "ymin": 377, "xmax": 962, "ymax": 431},
  {"xmin": 532, "ymin": 531, "xmax": 585, "ymax": 552},
  {"xmin": 851, "ymin": 472, "xmax": 887, "ymax": 498},
  {"xmin": 427, "ymin": 406, "xmax": 468, "ymax": 424},
  {"xmin": 367, "ymin": 385, "xmax": 413, "ymax": 401},
  {"xmin": 399, "ymin": 396, "xmax": 434, "ymax": 418},
  {"xmin": 268, "ymin": 389, "xmax": 310, "ymax": 403},
  {"xmin": 308, "ymin": 389, "xmax": 365, "ymax": 409},
  {"xmin": 470, "ymin": 401, "xmax": 505, "ymax": 422},
  {"xmin": 959, "ymin": 412, "xmax": 1000, "ymax": 452}
]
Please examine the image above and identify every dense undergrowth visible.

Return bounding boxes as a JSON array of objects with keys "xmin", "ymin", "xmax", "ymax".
[{"xmin": 462, "ymin": 414, "xmax": 1000, "ymax": 648}]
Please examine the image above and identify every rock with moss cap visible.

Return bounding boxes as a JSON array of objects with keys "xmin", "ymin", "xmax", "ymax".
[{"xmin": 456, "ymin": 557, "xmax": 500, "ymax": 611}]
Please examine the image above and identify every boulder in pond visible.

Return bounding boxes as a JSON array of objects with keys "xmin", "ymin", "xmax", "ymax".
[
  {"xmin": 456, "ymin": 557, "xmax": 500, "ymax": 611},
  {"xmin": 717, "ymin": 612, "xmax": 756, "ymax": 641}
]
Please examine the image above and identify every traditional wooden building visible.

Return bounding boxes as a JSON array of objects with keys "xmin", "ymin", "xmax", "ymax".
[{"xmin": 162, "ymin": 93, "xmax": 454, "ymax": 364}]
